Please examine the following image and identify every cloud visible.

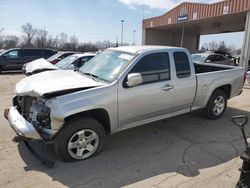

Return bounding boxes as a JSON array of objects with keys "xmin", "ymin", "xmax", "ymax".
[{"xmin": 119, "ymin": 0, "xmax": 222, "ymax": 10}]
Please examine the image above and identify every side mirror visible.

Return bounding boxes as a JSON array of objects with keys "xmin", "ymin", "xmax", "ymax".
[
  {"xmin": 205, "ymin": 59, "xmax": 212, "ymax": 63},
  {"xmin": 126, "ymin": 73, "xmax": 143, "ymax": 87}
]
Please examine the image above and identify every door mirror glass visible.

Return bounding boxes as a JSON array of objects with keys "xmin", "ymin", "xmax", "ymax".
[{"xmin": 127, "ymin": 73, "xmax": 142, "ymax": 87}]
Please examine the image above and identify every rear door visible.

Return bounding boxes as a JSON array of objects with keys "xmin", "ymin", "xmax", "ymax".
[
  {"xmin": 118, "ymin": 52, "xmax": 175, "ymax": 128},
  {"xmin": 41, "ymin": 49, "xmax": 56, "ymax": 59},
  {"xmin": 18, "ymin": 49, "xmax": 38, "ymax": 69}
]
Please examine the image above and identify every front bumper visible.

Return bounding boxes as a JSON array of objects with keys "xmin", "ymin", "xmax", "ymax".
[{"xmin": 4, "ymin": 106, "xmax": 41, "ymax": 139}]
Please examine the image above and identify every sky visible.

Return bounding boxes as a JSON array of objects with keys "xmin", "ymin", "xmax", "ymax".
[{"xmin": 0, "ymin": 0, "xmax": 244, "ymax": 48}]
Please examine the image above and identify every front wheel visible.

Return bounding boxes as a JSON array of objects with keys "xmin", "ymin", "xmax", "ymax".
[
  {"xmin": 54, "ymin": 117, "xmax": 107, "ymax": 162},
  {"xmin": 203, "ymin": 89, "xmax": 227, "ymax": 120}
]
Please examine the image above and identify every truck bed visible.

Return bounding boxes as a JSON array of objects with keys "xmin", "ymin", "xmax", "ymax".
[
  {"xmin": 194, "ymin": 62, "xmax": 232, "ymax": 74},
  {"xmin": 191, "ymin": 62, "xmax": 245, "ymax": 111}
]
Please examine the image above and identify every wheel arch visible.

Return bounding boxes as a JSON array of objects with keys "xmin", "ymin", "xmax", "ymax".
[
  {"xmin": 203, "ymin": 84, "xmax": 231, "ymax": 109},
  {"xmin": 213, "ymin": 84, "xmax": 231, "ymax": 99},
  {"xmin": 64, "ymin": 108, "xmax": 111, "ymax": 134}
]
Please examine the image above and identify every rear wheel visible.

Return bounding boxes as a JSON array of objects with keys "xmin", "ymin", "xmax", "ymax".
[
  {"xmin": 54, "ymin": 117, "xmax": 107, "ymax": 162},
  {"xmin": 203, "ymin": 89, "xmax": 227, "ymax": 120}
]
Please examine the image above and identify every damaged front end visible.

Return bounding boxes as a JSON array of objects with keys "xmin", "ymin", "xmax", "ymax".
[{"xmin": 5, "ymin": 96, "xmax": 59, "ymax": 142}]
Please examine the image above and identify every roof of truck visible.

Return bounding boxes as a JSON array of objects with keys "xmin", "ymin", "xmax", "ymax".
[{"xmin": 109, "ymin": 45, "xmax": 185, "ymax": 54}]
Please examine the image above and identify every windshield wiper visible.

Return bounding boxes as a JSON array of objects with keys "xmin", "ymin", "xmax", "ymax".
[{"xmin": 82, "ymin": 72, "xmax": 100, "ymax": 82}]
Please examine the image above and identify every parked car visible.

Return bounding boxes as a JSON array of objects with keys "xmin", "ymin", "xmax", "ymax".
[
  {"xmin": 47, "ymin": 51, "xmax": 76, "ymax": 64},
  {"xmin": 24, "ymin": 53, "xmax": 96, "ymax": 75},
  {"xmin": 191, "ymin": 52, "xmax": 233, "ymax": 65},
  {"xmin": 0, "ymin": 48, "xmax": 57, "ymax": 73},
  {"xmin": 4, "ymin": 46, "xmax": 245, "ymax": 162},
  {"xmin": 205, "ymin": 50, "xmax": 236, "ymax": 65},
  {"xmin": 205, "ymin": 50, "xmax": 232, "ymax": 58}
]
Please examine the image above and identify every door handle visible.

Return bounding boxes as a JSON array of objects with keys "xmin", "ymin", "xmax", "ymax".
[{"xmin": 161, "ymin": 84, "xmax": 174, "ymax": 91}]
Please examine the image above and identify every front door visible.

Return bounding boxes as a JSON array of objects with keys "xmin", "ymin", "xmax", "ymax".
[
  {"xmin": 118, "ymin": 52, "xmax": 175, "ymax": 128},
  {"xmin": 2, "ymin": 50, "xmax": 20, "ymax": 70}
]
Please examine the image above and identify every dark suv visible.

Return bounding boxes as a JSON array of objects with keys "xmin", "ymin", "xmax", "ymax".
[{"xmin": 0, "ymin": 48, "xmax": 57, "ymax": 72}]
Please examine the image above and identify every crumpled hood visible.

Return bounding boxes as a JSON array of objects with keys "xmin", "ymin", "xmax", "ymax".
[
  {"xmin": 15, "ymin": 70, "xmax": 104, "ymax": 97},
  {"xmin": 25, "ymin": 58, "xmax": 58, "ymax": 74}
]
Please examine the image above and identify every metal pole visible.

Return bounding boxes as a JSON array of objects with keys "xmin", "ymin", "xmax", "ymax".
[
  {"xmin": 116, "ymin": 35, "xmax": 118, "ymax": 47},
  {"xmin": 180, "ymin": 23, "xmax": 185, "ymax": 47},
  {"xmin": 143, "ymin": 5, "xmax": 145, "ymax": 20},
  {"xmin": 240, "ymin": 11, "xmax": 250, "ymax": 68},
  {"xmin": 133, "ymin": 30, "xmax": 136, "ymax": 45},
  {"xmin": 121, "ymin": 20, "xmax": 124, "ymax": 45}
]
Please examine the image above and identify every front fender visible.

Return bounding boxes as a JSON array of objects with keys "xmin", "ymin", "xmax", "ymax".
[{"xmin": 46, "ymin": 84, "xmax": 118, "ymax": 133}]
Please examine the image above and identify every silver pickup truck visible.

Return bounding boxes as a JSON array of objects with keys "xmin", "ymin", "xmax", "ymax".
[{"xmin": 4, "ymin": 46, "xmax": 245, "ymax": 162}]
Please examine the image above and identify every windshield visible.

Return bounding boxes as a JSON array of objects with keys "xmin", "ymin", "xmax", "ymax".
[
  {"xmin": 80, "ymin": 50, "xmax": 134, "ymax": 82},
  {"xmin": 55, "ymin": 55, "xmax": 79, "ymax": 69},
  {"xmin": 191, "ymin": 54, "xmax": 207, "ymax": 62}
]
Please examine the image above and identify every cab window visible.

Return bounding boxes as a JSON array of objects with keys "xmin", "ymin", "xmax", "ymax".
[
  {"xmin": 130, "ymin": 52, "xmax": 170, "ymax": 84},
  {"xmin": 173, "ymin": 52, "xmax": 191, "ymax": 78}
]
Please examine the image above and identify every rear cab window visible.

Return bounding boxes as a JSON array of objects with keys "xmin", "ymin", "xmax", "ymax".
[{"xmin": 173, "ymin": 52, "xmax": 191, "ymax": 78}]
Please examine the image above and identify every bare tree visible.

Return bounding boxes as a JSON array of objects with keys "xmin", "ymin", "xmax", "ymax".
[
  {"xmin": 0, "ymin": 28, "xmax": 5, "ymax": 48},
  {"xmin": 58, "ymin": 32, "xmax": 68, "ymax": 49},
  {"xmin": 50, "ymin": 35, "xmax": 59, "ymax": 49},
  {"xmin": 3, "ymin": 35, "xmax": 19, "ymax": 48},
  {"xmin": 217, "ymin": 41, "xmax": 228, "ymax": 53},
  {"xmin": 21, "ymin": 23, "xmax": 37, "ymax": 47},
  {"xmin": 2, "ymin": 23, "xmax": 119, "ymax": 51},
  {"xmin": 69, "ymin": 35, "xmax": 78, "ymax": 51},
  {"xmin": 208, "ymin": 41, "xmax": 218, "ymax": 50},
  {"xmin": 34, "ymin": 28, "xmax": 48, "ymax": 48},
  {"xmin": 227, "ymin": 44, "xmax": 237, "ymax": 54},
  {"xmin": 236, "ymin": 48, "xmax": 241, "ymax": 55}
]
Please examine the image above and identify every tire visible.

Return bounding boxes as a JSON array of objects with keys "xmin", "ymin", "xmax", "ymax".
[
  {"xmin": 203, "ymin": 89, "xmax": 227, "ymax": 120},
  {"xmin": 54, "ymin": 117, "xmax": 107, "ymax": 162},
  {"xmin": 0, "ymin": 66, "xmax": 2, "ymax": 74}
]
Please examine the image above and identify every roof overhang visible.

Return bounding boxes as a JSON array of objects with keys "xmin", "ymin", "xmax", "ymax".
[{"xmin": 147, "ymin": 12, "xmax": 247, "ymax": 35}]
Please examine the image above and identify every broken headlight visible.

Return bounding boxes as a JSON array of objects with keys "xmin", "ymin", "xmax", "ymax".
[{"xmin": 30, "ymin": 99, "xmax": 51, "ymax": 129}]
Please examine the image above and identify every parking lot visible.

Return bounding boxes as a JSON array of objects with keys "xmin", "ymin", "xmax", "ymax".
[{"xmin": 0, "ymin": 73, "xmax": 249, "ymax": 188}]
